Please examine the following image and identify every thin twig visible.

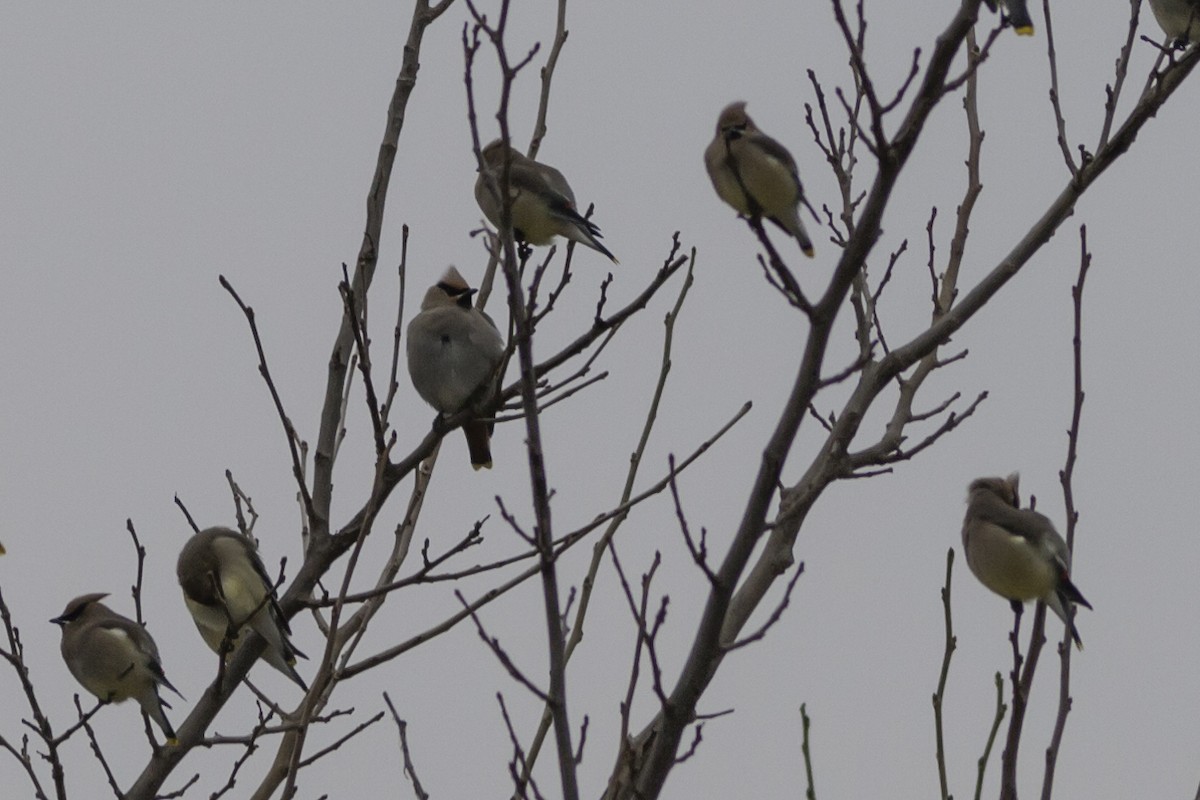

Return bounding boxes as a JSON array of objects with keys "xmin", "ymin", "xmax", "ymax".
[
  {"xmin": 456, "ymin": 591, "xmax": 549, "ymax": 702},
  {"xmin": 932, "ymin": 548, "xmax": 956, "ymax": 800},
  {"xmin": 1041, "ymin": 225, "xmax": 1091, "ymax": 800},
  {"xmin": 219, "ymin": 275, "xmax": 317, "ymax": 526},
  {"xmin": 974, "ymin": 673, "xmax": 1008, "ymax": 800},
  {"xmin": 77, "ymin": 696, "xmax": 122, "ymax": 799},
  {"xmin": 800, "ymin": 704, "xmax": 817, "ymax": 800},
  {"xmin": 384, "ymin": 693, "xmax": 430, "ymax": 800}
]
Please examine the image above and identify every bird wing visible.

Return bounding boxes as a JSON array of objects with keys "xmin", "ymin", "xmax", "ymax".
[{"xmin": 745, "ymin": 131, "xmax": 803, "ymax": 192}]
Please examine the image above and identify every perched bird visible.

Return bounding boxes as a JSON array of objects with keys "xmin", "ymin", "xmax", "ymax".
[
  {"xmin": 704, "ymin": 101, "xmax": 815, "ymax": 257},
  {"xmin": 983, "ymin": 0, "xmax": 1035, "ymax": 35},
  {"xmin": 51, "ymin": 593, "xmax": 181, "ymax": 744},
  {"xmin": 474, "ymin": 139, "xmax": 618, "ymax": 263},
  {"xmin": 407, "ymin": 267, "xmax": 506, "ymax": 469},
  {"xmin": 176, "ymin": 527, "xmax": 307, "ymax": 689},
  {"xmin": 961, "ymin": 475, "xmax": 1092, "ymax": 649},
  {"xmin": 1148, "ymin": 0, "xmax": 1200, "ymax": 45}
]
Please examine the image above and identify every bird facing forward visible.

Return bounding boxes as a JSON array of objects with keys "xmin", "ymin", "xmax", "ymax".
[
  {"xmin": 407, "ymin": 267, "xmax": 506, "ymax": 470},
  {"xmin": 704, "ymin": 101, "xmax": 815, "ymax": 257}
]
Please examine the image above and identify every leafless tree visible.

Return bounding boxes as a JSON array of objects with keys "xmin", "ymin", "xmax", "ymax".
[{"xmin": 1, "ymin": 1, "xmax": 1195, "ymax": 798}]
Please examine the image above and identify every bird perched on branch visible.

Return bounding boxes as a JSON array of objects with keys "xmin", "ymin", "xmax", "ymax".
[
  {"xmin": 475, "ymin": 139, "xmax": 617, "ymax": 263},
  {"xmin": 983, "ymin": 0, "xmax": 1035, "ymax": 35},
  {"xmin": 407, "ymin": 266, "xmax": 506, "ymax": 470},
  {"xmin": 177, "ymin": 526, "xmax": 308, "ymax": 689},
  {"xmin": 961, "ymin": 474, "xmax": 1092, "ymax": 649},
  {"xmin": 1148, "ymin": 0, "xmax": 1200, "ymax": 45},
  {"xmin": 704, "ymin": 101, "xmax": 815, "ymax": 257},
  {"xmin": 52, "ymin": 593, "xmax": 182, "ymax": 744}
]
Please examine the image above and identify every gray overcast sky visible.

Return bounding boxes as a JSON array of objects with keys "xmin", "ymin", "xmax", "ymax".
[{"xmin": 2, "ymin": 2, "xmax": 1198, "ymax": 798}]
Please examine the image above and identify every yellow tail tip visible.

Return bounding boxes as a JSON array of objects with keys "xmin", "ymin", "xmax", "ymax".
[{"xmin": 1015, "ymin": 25, "xmax": 1035, "ymax": 36}]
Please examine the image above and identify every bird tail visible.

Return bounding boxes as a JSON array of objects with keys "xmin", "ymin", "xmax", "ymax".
[
  {"xmin": 158, "ymin": 673, "xmax": 185, "ymax": 701},
  {"xmin": 149, "ymin": 657, "xmax": 185, "ymax": 700},
  {"xmin": 1047, "ymin": 590, "xmax": 1087, "ymax": 651},
  {"xmin": 556, "ymin": 208, "xmax": 619, "ymax": 264},
  {"xmin": 768, "ymin": 209, "xmax": 815, "ymax": 258},
  {"xmin": 253, "ymin": 603, "xmax": 309, "ymax": 690},
  {"xmin": 1058, "ymin": 574, "xmax": 1092, "ymax": 610},
  {"xmin": 140, "ymin": 691, "xmax": 178, "ymax": 745},
  {"xmin": 464, "ymin": 419, "xmax": 494, "ymax": 470},
  {"xmin": 262, "ymin": 641, "xmax": 309, "ymax": 691},
  {"xmin": 1063, "ymin": 607, "xmax": 1084, "ymax": 651},
  {"xmin": 1005, "ymin": 1, "xmax": 1035, "ymax": 35}
]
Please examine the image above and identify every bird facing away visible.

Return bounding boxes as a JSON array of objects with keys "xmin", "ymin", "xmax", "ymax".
[
  {"xmin": 983, "ymin": 0, "xmax": 1035, "ymax": 35},
  {"xmin": 407, "ymin": 266, "xmax": 506, "ymax": 469},
  {"xmin": 51, "ymin": 593, "xmax": 181, "ymax": 744},
  {"xmin": 1148, "ymin": 0, "xmax": 1200, "ymax": 44},
  {"xmin": 176, "ymin": 526, "xmax": 307, "ymax": 690},
  {"xmin": 474, "ymin": 139, "xmax": 618, "ymax": 263},
  {"xmin": 961, "ymin": 475, "xmax": 1092, "ymax": 649},
  {"xmin": 704, "ymin": 101, "xmax": 815, "ymax": 257}
]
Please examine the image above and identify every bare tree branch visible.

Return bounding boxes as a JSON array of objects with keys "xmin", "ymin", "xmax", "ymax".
[
  {"xmin": 1040, "ymin": 225, "xmax": 1092, "ymax": 800},
  {"xmin": 932, "ymin": 548, "xmax": 956, "ymax": 800},
  {"xmin": 384, "ymin": 693, "xmax": 431, "ymax": 800}
]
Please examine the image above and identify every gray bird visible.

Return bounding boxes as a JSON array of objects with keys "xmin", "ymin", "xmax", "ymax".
[
  {"xmin": 1148, "ymin": 0, "xmax": 1200, "ymax": 45},
  {"xmin": 176, "ymin": 527, "xmax": 307, "ymax": 689},
  {"xmin": 51, "ymin": 593, "xmax": 181, "ymax": 744},
  {"xmin": 407, "ymin": 266, "xmax": 506, "ymax": 470},
  {"xmin": 704, "ymin": 101, "xmax": 815, "ymax": 257},
  {"xmin": 983, "ymin": 0, "xmax": 1035, "ymax": 35},
  {"xmin": 961, "ymin": 475, "xmax": 1092, "ymax": 649},
  {"xmin": 474, "ymin": 139, "xmax": 618, "ymax": 263}
]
